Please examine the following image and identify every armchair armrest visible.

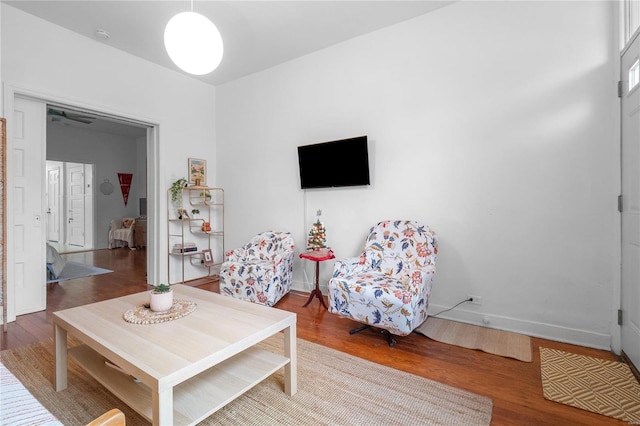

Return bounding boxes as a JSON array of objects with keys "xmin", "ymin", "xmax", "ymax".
[
  {"xmin": 225, "ymin": 246, "xmax": 252, "ymax": 262},
  {"xmin": 109, "ymin": 219, "xmax": 123, "ymax": 232},
  {"xmin": 332, "ymin": 256, "xmax": 367, "ymax": 278},
  {"xmin": 224, "ymin": 248, "xmax": 239, "ymax": 261},
  {"xmin": 400, "ymin": 264, "xmax": 436, "ymax": 294},
  {"xmin": 272, "ymin": 249, "xmax": 293, "ymax": 264},
  {"xmin": 272, "ymin": 250, "xmax": 295, "ymax": 275}
]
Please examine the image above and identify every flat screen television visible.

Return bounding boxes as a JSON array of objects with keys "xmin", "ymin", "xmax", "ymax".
[{"xmin": 298, "ymin": 136, "xmax": 370, "ymax": 189}]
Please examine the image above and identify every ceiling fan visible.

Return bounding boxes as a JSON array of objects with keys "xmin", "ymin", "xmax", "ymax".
[{"xmin": 47, "ymin": 108, "xmax": 95, "ymax": 124}]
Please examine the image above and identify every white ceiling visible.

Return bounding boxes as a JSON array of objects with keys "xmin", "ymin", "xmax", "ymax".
[
  {"xmin": 7, "ymin": 0, "xmax": 455, "ymax": 135},
  {"xmin": 6, "ymin": 0, "xmax": 455, "ymax": 86}
]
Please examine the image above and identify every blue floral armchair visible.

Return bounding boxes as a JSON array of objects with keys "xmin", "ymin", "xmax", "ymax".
[
  {"xmin": 327, "ymin": 220, "xmax": 438, "ymax": 346},
  {"xmin": 220, "ymin": 231, "xmax": 295, "ymax": 307}
]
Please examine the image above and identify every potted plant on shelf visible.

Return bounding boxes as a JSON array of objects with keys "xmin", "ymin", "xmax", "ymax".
[
  {"xmin": 170, "ymin": 178, "xmax": 188, "ymax": 218},
  {"xmin": 149, "ymin": 283, "xmax": 173, "ymax": 312},
  {"xmin": 199, "ymin": 189, "xmax": 212, "ymax": 203}
]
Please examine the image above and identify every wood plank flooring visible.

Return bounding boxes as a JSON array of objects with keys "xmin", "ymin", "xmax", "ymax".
[{"xmin": 0, "ymin": 248, "xmax": 629, "ymax": 425}]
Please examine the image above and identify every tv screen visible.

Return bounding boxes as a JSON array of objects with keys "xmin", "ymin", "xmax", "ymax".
[{"xmin": 298, "ymin": 136, "xmax": 370, "ymax": 189}]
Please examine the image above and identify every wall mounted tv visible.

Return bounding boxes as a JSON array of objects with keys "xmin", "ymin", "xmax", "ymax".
[{"xmin": 298, "ymin": 136, "xmax": 370, "ymax": 189}]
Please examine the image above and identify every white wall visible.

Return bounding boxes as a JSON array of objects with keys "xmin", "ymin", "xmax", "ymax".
[
  {"xmin": 217, "ymin": 1, "xmax": 619, "ymax": 349},
  {"xmin": 47, "ymin": 125, "xmax": 143, "ymax": 248},
  {"xmin": 2, "ymin": 4, "xmax": 217, "ymax": 291}
]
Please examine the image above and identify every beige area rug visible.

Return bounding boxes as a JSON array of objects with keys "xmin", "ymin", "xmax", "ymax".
[
  {"xmin": 415, "ymin": 317, "xmax": 532, "ymax": 362},
  {"xmin": 540, "ymin": 347, "xmax": 640, "ymax": 423},
  {"xmin": 1, "ymin": 336, "xmax": 493, "ymax": 426}
]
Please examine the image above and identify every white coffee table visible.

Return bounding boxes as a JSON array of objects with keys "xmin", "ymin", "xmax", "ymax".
[{"xmin": 53, "ymin": 285, "xmax": 297, "ymax": 426}]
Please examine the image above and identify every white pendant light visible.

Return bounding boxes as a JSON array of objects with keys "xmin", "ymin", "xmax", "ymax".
[{"xmin": 164, "ymin": 8, "xmax": 223, "ymax": 75}]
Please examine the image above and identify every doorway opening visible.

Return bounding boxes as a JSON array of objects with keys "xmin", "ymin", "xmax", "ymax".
[
  {"xmin": 45, "ymin": 104, "xmax": 151, "ymax": 262},
  {"xmin": 5, "ymin": 89, "xmax": 160, "ymax": 323}
]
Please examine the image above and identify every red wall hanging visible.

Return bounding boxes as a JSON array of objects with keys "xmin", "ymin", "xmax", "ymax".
[{"xmin": 118, "ymin": 173, "xmax": 133, "ymax": 206}]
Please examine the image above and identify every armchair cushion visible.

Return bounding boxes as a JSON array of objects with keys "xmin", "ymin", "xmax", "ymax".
[
  {"xmin": 220, "ymin": 231, "xmax": 295, "ymax": 306},
  {"xmin": 328, "ymin": 220, "xmax": 438, "ymax": 336}
]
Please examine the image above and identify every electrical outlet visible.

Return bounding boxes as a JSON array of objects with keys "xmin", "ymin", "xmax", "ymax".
[{"xmin": 468, "ymin": 295, "xmax": 483, "ymax": 305}]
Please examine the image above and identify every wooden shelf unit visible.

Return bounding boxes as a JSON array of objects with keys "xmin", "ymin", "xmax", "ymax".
[{"xmin": 167, "ymin": 186, "xmax": 224, "ymax": 284}]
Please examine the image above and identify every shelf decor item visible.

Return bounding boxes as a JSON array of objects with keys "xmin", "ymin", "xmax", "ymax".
[
  {"xmin": 170, "ymin": 178, "xmax": 188, "ymax": 204},
  {"xmin": 307, "ymin": 218, "xmax": 327, "ymax": 251},
  {"xmin": 170, "ymin": 178, "xmax": 188, "ymax": 218},
  {"xmin": 202, "ymin": 248, "xmax": 214, "ymax": 266},
  {"xmin": 149, "ymin": 283, "xmax": 173, "ymax": 312},
  {"xmin": 118, "ymin": 173, "xmax": 133, "ymax": 206},
  {"xmin": 188, "ymin": 158, "xmax": 206, "ymax": 185}
]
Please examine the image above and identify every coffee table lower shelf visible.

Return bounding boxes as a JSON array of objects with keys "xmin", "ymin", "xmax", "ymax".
[{"xmin": 69, "ymin": 344, "xmax": 290, "ymax": 425}]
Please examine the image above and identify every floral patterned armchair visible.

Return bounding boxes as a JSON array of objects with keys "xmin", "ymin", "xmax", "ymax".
[
  {"xmin": 327, "ymin": 220, "xmax": 438, "ymax": 346},
  {"xmin": 220, "ymin": 231, "xmax": 295, "ymax": 307}
]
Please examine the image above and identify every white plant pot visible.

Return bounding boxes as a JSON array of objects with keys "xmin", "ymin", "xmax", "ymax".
[{"xmin": 150, "ymin": 290, "xmax": 173, "ymax": 312}]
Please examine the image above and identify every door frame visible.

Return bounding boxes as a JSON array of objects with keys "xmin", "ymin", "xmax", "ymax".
[
  {"xmin": 3, "ymin": 83, "xmax": 160, "ymax": 323},
  {"xmin": 619, "ymin": 29, "xmax": 640, "ymax": 370}
]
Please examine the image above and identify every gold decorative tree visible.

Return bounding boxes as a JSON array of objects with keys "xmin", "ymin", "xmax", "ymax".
[{"xmin": 307, "ymin": 218, "xmax": 327, "ymax": 251}]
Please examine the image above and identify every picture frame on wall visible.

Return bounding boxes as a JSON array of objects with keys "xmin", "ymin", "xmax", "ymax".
[
  {"xmin": 202, "ymin": 249, "xmax": 214, "ymax": 266},
  {"xmin": 188, "ymin": 158, "xmax": 206, "ymax": 185}
]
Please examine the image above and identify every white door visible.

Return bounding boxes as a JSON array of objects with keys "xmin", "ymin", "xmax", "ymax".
[
  {"xmin": 10, "ymin": 98, "xmax": 47, "ymax": 316},
  {"xmin": 621, "ymin": 32, "xmax": 640, "ymax": 371},
  {"xmin": 83, "ymin": 164, "xmax": 94, "ymax": 249},
  {"xmin": 46, "ymin": 162, "xmax": 62, "ymax": 242},
  {"xmin": 66, "ymin": 163, "xmax": 85, "ymax": 246}
]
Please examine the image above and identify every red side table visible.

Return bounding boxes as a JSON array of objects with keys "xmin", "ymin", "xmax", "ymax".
[{"xmin": 299, "ymin": 248, "xmax": 335, "ymax": 309}]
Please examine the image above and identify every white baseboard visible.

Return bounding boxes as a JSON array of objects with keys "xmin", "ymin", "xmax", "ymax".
[
  {"xmin": 426, "ymin": 303, "xmax": 612, "ymax": 351},
  {"xmin": 290, "ymin": 280, "xmax": 613, "ymax": 351}
]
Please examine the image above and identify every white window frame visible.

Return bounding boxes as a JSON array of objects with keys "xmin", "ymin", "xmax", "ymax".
[
  {"xmin": 622, "ymin": 0, "xmax": 640, "ymax": 47},
  {"xmin": 630, "ymin": 59, "xmax": 640, "ymax": 92}
]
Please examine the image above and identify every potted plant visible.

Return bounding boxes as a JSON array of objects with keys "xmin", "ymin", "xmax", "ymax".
[
  {"xmin": 200, "ymin": 189, "xmax": 212, "ymax": 202},
  {"xmin": 170, "ymin": 178, "xmax": 188, "ymax": 219},
  {"xmin": 149, "ymin": 283, "xmax": 173, "ymax": 312},
  {"xmin": 191, "ymin": 208, "xmax": 200, "ymax": 217}
]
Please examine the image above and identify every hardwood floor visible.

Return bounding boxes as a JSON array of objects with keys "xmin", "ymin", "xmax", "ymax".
[{"xmin": 0, "ymin": 248, "xmax": 628, "ymax": 425}]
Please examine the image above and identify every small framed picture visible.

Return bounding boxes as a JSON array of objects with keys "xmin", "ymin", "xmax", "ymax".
[
  {"xmin": 202, "ymin": 249, "xmax": 214, "ymax": 266},
  {"xmin": 188, "ymin": 158, "xmax": 206, "ymax": 185}
]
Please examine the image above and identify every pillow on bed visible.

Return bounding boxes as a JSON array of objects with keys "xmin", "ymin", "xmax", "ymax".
[
  {"xmin": 46, "ymin": 244, "xmax": 66, "ymax": 278},
  {"xmin": 123, "ymin": 218, "xmax": 135, "ymax": 228}
]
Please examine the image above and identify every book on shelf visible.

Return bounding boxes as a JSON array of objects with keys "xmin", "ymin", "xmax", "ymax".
[
  {"xmin": 173, "ymin": 242, "xmax": 196, "ymax": 249},
  {"xmin": 172, "ymin": 247, "xmax": 198, "ymax": 253}
]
